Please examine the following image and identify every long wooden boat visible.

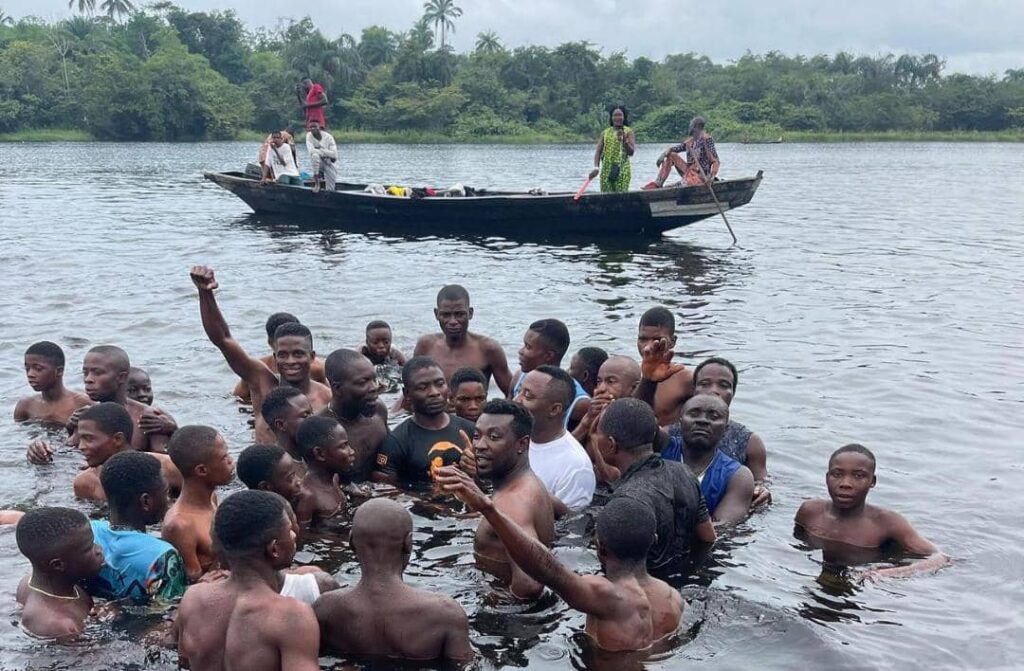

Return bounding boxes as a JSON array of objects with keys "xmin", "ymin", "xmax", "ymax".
[{"xmin": 203, "ymin": 169, "xmax": 763, "ymax": 236}]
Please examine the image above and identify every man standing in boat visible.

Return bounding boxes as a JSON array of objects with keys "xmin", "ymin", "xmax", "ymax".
[
  {"xmin": 305, "ymin": 120, "xmax": 337, "ymax": 194},
  {"xmin": 297, "ymin": 77, "xmax": 328, "ymax": 130}
]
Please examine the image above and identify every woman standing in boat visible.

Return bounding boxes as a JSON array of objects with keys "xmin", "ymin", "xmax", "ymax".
[{"xmin": 590, "ymin": 106, "xmax": 636, "ymax": 193}]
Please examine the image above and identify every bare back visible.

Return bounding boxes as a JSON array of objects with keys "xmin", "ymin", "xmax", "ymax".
[
  {"xmin": 315, "ymin": 583, "xmax": 471, "ymax": 663},
  {"xmin": 583, "ymin": 575, "xmax": 655, "ymax": 652},
  {"xmin": 225, "ymin": 586, "xmax": 320, "ymax": 671},
  {"xmin": 176, "ymin": 582, "xmax": 235, "ymax": 671}
]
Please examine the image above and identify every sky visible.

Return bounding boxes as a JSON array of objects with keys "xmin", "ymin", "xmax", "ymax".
[{"xmin": 6, "ymin": 0, "xmax": 1024, "ymax": 76}]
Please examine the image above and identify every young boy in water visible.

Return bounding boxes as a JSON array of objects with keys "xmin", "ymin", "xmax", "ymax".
[
  {"xmin": 174, "ymin": 490, "xmax": 321, "ymax": 671},
  {"xmin": 449, "ymin": 367, "xmax": 488, "ymax": 424},
  {"xmin": 314, "ymin": 498, "xmax": 473, "ymax": 664},
  {"xmin": 362, "ymin": 320, "xmax": 406, "ymax": 394},
  {"xmin": 294, "ymin": 416, "xmax": 355, "ymax": 524},
  {"xmin": 14, "ymin": 341, "xmax": 91, "ymax": 426},
  {"xmin": 72, "ymin": 402, "xmax": 183, "ymax": 502},
  {"xmin": 260, "ymin": 386, "xmax": 313, "ymax": 463},
  {"xmin": 162, "ymin": 426, "xmax": 235, "ymax": 582},
  {"xmin": 795, "ymin": 444, "xmax": 949, "ymax": 580},
  {"xmin": 15, "ymin": 507, "xmax": 105, "ymax": 639},
  {"xmin": 126, "ymin": 367, "xmax": 154, "ymax": 406},
  {"xmin": 237, "ymin": 443, "xmax": 305, "ymax": 510},
  {"xmin": 440, "ymin": 468, "xmax": 682, "ymax": 652}
]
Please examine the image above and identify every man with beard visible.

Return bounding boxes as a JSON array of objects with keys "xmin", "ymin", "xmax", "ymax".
[
  {"xmin": 660, "ymin": 395, "xmax": 753, "ymax": 524},
  {"xmin": 318, "ymin": 349, "xmax": 388, "ymax": 483},
  {"xmin": 413, "ymin": 285, "xmax": 512, "ymax": 396},
  {"xmin": 189, "ymin": 266, "xmax": 331, "ymax": 445},
  {"xmin": 373, "ymin": 357, "xmax": 474, "ymax": 487},
  {"xmin": 456, "ymin": 399, "xmax": 553, "ymax": 599}
]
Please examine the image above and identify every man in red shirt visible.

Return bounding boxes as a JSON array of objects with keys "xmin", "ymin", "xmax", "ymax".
[{"xmin": 297, "ymin": 77, "xmax": 328, "ymax": 130}]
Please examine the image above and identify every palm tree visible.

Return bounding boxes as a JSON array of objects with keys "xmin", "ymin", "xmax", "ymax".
[
  {"xmin": 0, "ymin": 10, "xmax": 14, "ymax": 26},
  {"xmin": 100, "ymin": 0, "xmax": 133, "ymax": 22},
  {"xmin": 474, "ymin": 30, "xmax": 502, "ymax": 54},
  {"xmin": 422, "ymin": 0, "xmax": 461, "ymax": 51},
  {"xmin": 67, "ymin": 0, "xmax": 96, "ymax": 15},
  {"xmin": 406, "ymin": 17, "xmax": 434, "ymax": 51}
]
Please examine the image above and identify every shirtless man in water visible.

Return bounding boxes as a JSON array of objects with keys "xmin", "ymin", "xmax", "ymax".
[
  {"xmin": 314, "ymin": 498, "xmax": 473, "ymax": 665},
  {"xmin": 633, "ymin": 307, "xmax": 693, "ymax": 426},
  {"xmin": 174, "ymin": 490, "xmax": 320, "ymax": 671},
  {"xmin": 233, "ymin": 312, "xmax": 328, "ymax": 403},
  {"xmin": 466, "ymin": 399, "xmax": 553, "ymax": 599},
  {"xmin": 190, "ymin": 266, "xmax": 332, "ymax": 445},
  {"xmin": 795, "ymin": 444, "xmax": 949, "ymax": 581},
  {"xmin": 318, "ymin": 349, "xmax": 388, "ymax": 482},
  {"xmin": 439, "ymin": 471, "xmax": 682, "ymax": 652},
  {"xmin": 414, "ymin": 285, "xmax": 512, "ymax": 396},
  {"xmin": 15, "ymin": 341, "xmax": 91, "ymax": 426}
]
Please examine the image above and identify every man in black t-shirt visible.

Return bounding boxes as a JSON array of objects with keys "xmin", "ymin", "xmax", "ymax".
[
  {"xmin": 596, "ymin": 398, "xmax": 717, "ymax": 576},
  {"xmin": 374, "ymin": 357, "xmax": 474, "ymax": 486}
]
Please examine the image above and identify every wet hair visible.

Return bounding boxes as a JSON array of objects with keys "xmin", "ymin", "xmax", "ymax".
[
  {"xmin": 401, "ymin": 356, "xmax": 442, "ymax": 389},
  {"xmin": 436, "ymin": 284, "xmax": 470, "ymax": 306},
  {"xmin": 639, "ymin": 307, "xmax": 675, "ymax": 334},
  {"xmin": 480, "ymin": 399, "xmax": 533, "ymax": 439},
  {"xmin": 80, "ymin": 401, "xmax": 134, "ymax": 443},
  {"xmin": 599, "ymin": 398, "xmax": 658, "ymax": 451},
  {"xmin": 87, "ymin": 345, "xmax": 131, "ymax": 372},
  {"xmin": 528, "ymin": 319, "xmax": 571, "ymax": 361},
  {"xmin": 100, "ymin": 451, "xmax": 163, "ymax": 512},
  {"xmin": 829, "ymin": 443, "xmax": 877, "ymax": 471},
  {"xmin": 607, "ymin": 104, "xmax": 629, "ymax": 126},
  {"xmin": 296, "ymin": 416, "xmax": 342, "ymax": 461},
  {"xmin": 272, "ymin": 322, "xmax": 313, "ymax": 348},
  {"xmin": 265, "ymin": 312, "xmax": 299, "ymax": 340},
  {"xmin": 534, "ymin": 365, "xmax": 576, "ymax": 414},
  {"xmin": 261, "ymin": 386, "xmax": 305, "ymax": 427},
  {"xmin": 596, "ymin": 498, "xmax": 655, "ymax": 563},
  {"xmin": 25, "ymin": 341, "xmax": 65, "ymax": 368},
  {"xmin": 693, "ymin": 357, "xmax": 739, "ymax": 390},
  {"xmin": 214, "ymin": 490, "xmax": 286, "ymax": 557},
  {"xmin": 365, "ymin": 320, "xmax": 391, "ymax": 333},
  {"xmin": 16, "ymin": 507, "xmax": 90, "ymax": 566},
  {"xmin": 167, "ymin": 425, "xmax": 222, "ymax": 477},
  {"xmin": 451, "ymin": 367, "xmax": 487, "ymax": 391},
  {"xmin": 237, "ymin": 444, "xmax": 288, "ymax": 489},
  {"xmin": 324, "ymin": 348, "xmax": 367, "ymax": 385},
  {"xmin": 574, "ymin": 347, "xmax": 607, "ymax": 382}
]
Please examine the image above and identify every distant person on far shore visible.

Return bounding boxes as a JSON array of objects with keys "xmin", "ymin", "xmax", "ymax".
[
  {"xmin": 795, "ymin": 444, "xmax": 950, "ymax": 581},
  {"xmin": 261, "ymin": 131, "xmax": 303, "ymax": 186},
  {"xmin": 305, "ymin": 120, "xmax": 337, "ymax": 193},
  {"xmin": 298, "ymin": 76, "xmax": 328, "ymax": 129},
  {"xmin": 14, "ymin": 341, "xmax": 91, "ymax": 426},
  {"xmin": 589, "ymin": 105, "xmax": 635, "ymax": 193},
  {"xmin": 648, "ymin": 115, "xmax": 720, "ymax": 189}
]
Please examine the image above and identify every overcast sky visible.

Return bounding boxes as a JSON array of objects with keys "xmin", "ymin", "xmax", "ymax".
[{"xmin": 7, "ymin": 0, "xmax": 1024, "ymax": 75}]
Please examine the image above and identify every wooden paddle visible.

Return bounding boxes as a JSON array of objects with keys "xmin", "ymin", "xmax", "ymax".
[
  {"xmin": 693, "ymin": 150, "xmax": 737, "ymax": 244},
  {"xmin": 574, "ymin": 175, "xmax": 594, "ymax": 201}
]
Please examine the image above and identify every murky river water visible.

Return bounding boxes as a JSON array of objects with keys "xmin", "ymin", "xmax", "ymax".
[{"xmin": 0, "ymin": 141, "xmax": 1022, "ymax": 670}]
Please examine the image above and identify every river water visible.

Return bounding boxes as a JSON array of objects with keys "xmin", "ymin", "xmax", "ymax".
[{"xmin": 0, "ymin": 141, "xmax": 1021, "ymax": 670}]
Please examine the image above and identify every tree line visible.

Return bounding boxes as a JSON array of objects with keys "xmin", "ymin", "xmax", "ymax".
[{"xmin": 1, "ymin": 3, "xmax": 1022, "ymax": 141}]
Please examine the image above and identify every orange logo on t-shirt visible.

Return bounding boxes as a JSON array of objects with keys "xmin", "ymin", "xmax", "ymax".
[{"xmin": 428, "ymin": 441, "xmax": 463, "ymax": 479}]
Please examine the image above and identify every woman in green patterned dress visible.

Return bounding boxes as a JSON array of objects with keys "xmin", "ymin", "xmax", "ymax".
[{"xmin": 589, "ymin": 106, "xmax": 636, "ymax": 192}]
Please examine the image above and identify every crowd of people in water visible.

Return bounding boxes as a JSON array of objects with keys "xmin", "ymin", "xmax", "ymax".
[{"xmin": 4, "ymin": 267, "xmax": 950, "ymax": 667}]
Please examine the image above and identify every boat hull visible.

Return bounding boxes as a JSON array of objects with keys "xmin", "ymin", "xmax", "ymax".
[{"xmin": 203, "ymin": 170, "xmax": 762, "ymax": 236}]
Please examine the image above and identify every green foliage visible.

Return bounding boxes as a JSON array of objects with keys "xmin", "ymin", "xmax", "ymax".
[{"xmin": 1, "ymin": 6, "xmax": 1022, "ymax": 142}]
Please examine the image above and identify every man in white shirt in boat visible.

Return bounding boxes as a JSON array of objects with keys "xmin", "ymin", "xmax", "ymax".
[
  {"xmin": 305, "ymin": 120, "xmax": 338, "ymax": 194},
  {"xmin": 261, "ymin": 131, "xmax": 303, "ymax": 186}
]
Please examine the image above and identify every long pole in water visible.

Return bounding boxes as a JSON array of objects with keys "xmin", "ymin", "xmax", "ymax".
[{"xmin": 695, "ymin": 160, "xmax": 737, "ymax": 244}]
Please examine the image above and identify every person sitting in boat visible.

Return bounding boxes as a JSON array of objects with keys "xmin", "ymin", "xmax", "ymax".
[
  {"xmin": 305, "ymin": 120, "xmax": 337, "ymax": 194},
  {"xmin": 261, "ymin": 131, "xmax": 303, "ymax": 187},
  {"xmin": 258, "ymin": 128, "xmax": 296, "ymax": 169},
  {"xmin": 647, "ymin": 116, "xmax": 720, "ymax": 189},
  {"xmin": 588, "ymin": 105, "xmax": 635, "ymax": 193}
]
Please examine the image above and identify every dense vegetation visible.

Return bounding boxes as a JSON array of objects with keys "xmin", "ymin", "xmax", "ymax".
[{"xmin": 1, "ymin": 3, "xmax": 1023, "ymax": 142}]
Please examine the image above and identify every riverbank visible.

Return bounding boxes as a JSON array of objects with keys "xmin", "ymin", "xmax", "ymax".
[{"xmin": 2, "ymin": 128, "xmax": 1023, "ymax": 144}]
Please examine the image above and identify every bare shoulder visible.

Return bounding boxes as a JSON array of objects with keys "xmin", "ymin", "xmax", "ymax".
[
  {"xmin": 13, "ymin": 395, "xmax": 35, "ymax": 420},
  {"xmin": 475, "ymin": 334, "xmax": 504, "ymax": 355},
  {"xmin": 414, "ymin": 333, "xmax": 442, "ymax": 355},
  {"xmin": 414, "ymin": 588, "xmax": 467, "ymax": 625},
  {"xmin": 795, "ymin": 498, "xmax": 827, "ymax": 524},
  {"xmin": 867, "ymin": 503, "xmax": 907, "ymax": 529},
  {"xmin": 178, "ymin": 581, "xmax": 219, "ymax": 615},
  {"xmin": 313, "ymin": 587, "xmax": 356, "ymax": 620}
]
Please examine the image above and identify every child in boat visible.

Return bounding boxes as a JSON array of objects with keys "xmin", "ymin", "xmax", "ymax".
[
  {"xmin": 795, "ymin": 444, "xmax": 949, "ymax": 580},
  {"xmin": 15, "ymin": 507, "xmax": 104, "ymax": 639},
  {"xmin": 14, "ymin": 341, "xmax": 91, "ymax": 426}
]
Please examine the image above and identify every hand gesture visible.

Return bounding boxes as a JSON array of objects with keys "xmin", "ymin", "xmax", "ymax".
[
  {"xmin": 436, "ymin": 465, "xmax": 492, "ymax": 512},
  {"xmin": 27, "ymin": 439, "xmax": 54, "ymax": 465},
  {"xmin": 189, "ymin": 265, "xmax": 218, "ymax": 292},
  {"xmin": 750, "ymin": 484, "xmax": 772, "ymax": 510},
  {"xmin": 140, "ymin": 407, "xmax": 177, "ymax": 436},
  {"xmin": 656, "ymin": 151, "xmax": 667, "ymax": 168},
  {"xmin": 456, "ymin": 429, "xmax": 477, "ymax": 479},
  {"xmin": 640, "ymin": 337, "xmax": 684, "ymax": 383}
]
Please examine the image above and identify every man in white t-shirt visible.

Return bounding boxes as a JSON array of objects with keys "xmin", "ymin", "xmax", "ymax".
[
  {"xmin": 514, "ymin": 365, "xmax": 596, "ymax": 515},
  {"xmin": 261, "ymin": 130, "xmax": 303, "ymax": 186},
  {"xmin": 305, "ymin": 120, "xmax": 338, "ymax": 194}
]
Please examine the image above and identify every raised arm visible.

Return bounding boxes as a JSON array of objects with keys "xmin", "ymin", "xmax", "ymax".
[
  {"xmin": 713, "ymin": 465, "xmax": 755, "ymax": 525},
  {"xmin": 438, "ymin": 467, "xmax": 616, "ymax": 617},
  {"xmin": 485, "ymin": 339, "xmax": 513, "ymax": 397},
  {"xmin": 190, "ymin": 266, "xmax": 273, "ymax": 389},
  {"xmin": 633, "ymin": 337, "xmax": 683, "ymax": 407}
]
